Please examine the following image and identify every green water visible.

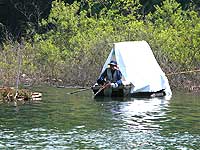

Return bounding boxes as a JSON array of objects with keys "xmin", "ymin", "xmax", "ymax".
[{"xmin": 0, "ymin": 86, "xmax": 199, "ymax": 149}]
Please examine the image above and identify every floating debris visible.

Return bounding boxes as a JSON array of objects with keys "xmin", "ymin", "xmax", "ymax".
[
  {"xmin": 31, "ymin": 92, "xmax": 42, "ymax": 101},
  {"xmin": 0, "ymin": 87, "xmax": 42, "ymax": 104}
]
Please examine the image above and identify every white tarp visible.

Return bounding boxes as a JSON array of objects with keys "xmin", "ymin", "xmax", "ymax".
[{"xmin": 100, "ymin": 41, "xmax": 172, "ymax": 97}]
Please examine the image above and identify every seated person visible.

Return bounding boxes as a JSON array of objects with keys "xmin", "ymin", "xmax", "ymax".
[{"xmin": 97, "ymin": 60, "xmax": 122, "ymax": 88}]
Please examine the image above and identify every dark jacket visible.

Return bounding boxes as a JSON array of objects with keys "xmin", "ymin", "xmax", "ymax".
[{"xmin": 97, "ymin": 68, "xmax": 122, "ymax": 86}]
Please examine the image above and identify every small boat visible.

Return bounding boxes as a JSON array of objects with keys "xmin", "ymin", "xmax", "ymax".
[
  {"xmin": 92, "ymin": 84, "xmax": 166, "ymax": 98},
  {"xmin": 93, "ymin": 41, "xmax": 172, "ymax": 99},
  {"xmin": 92, "ymin": 84, "xmax": 131, "ymax": 97}
]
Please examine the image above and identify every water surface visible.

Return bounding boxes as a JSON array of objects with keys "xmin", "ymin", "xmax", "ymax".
[{"xmin": 0, "ymin": 86, "xmax": 199, "ymax": 149}]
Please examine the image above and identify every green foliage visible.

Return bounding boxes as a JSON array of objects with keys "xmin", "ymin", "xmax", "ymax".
[
  {"xmin": 0, "ymin": 43, "xmax": 19, "ymax": 86},
  {"xmin": 0, "ymin": 41, "xmax": 39, "ymax": 86},
  {"xmin": 27, "ymin": 0, "xmax": 200, "ymax": 85},
  {"xmin": 106, "ymin": 0, "xmax": 142, "ymax": 18},
  {"xmin": 1, "ymin": 0, "xmax": 199, "ymax": 87},
  {"xmin": 146, "ymin": 0, "xmax": 200, "ymax": 69}
]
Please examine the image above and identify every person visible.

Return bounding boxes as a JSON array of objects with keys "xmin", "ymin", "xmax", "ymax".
[{"xmin": 97, "ymin": 60, "xmax": 122, "ymax": 88}]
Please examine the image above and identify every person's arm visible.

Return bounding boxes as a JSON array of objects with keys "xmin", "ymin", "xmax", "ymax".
[
  {"xmin": 116, "ymin": 71, "xmax": 122, "ymax": 86},
  {"xmin": 97, "ymin": 69, "xmax": 107, "ymax": 85}
]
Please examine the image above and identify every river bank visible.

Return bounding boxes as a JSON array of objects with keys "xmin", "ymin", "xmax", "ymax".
[
  {"xmin": 0, "ymin": 72, "xmax": 199, "ymax": 97},
  {"xmin": 0, "ymin": 68, "xmax": 199, "ymax": 104}
]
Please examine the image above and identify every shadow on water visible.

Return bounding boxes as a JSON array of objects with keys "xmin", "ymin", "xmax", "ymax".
[{"xmin": 0, "ymin": 86, "xmax": 199, "ymax": 149}]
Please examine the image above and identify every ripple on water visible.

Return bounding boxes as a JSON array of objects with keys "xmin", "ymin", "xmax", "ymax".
[{"xmin": 0, "ymin": 88, "xmax": 199, "ymax": 149}]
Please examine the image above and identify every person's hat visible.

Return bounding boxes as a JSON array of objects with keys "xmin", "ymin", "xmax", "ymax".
[{"xmin": 108, "ymin": 60, "xmax": 117, "ymax": 66}]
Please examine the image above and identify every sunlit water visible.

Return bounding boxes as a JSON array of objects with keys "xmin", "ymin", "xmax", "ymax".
[{"xmin": 0, "ymin": 86, "xmax": 199, "ymax": 149}]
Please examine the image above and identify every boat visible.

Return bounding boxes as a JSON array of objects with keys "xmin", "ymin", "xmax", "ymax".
[
  {"xmin": 92, "ymin": 84, "xmax": 166, "ymax": 98},
  {"xmin": 92, "ymin": 41, "xmax": 172, "ymax": 99}
]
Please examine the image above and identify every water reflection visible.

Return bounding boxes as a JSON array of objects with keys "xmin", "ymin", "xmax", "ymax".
[
  {"xmin": 93, "ymin": 96, "xmax": 200, "ymax": 149},
  {"xmin": 96, "ymin": 97, "xmax": 170, "ymax": 131},
  {"xmin": 0, "ymin": 87, "xmax": 200, "ymax": 149}
]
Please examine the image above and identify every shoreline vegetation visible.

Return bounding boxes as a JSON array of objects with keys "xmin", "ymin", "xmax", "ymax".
[{"xmin": 0, "ymin": 0, "xmax": 200, "ymax": 97}]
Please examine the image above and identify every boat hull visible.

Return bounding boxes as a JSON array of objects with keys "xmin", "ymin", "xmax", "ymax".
[{"xmin": 92, "ymin": 85, "xmax": 166, "ymax": 98}]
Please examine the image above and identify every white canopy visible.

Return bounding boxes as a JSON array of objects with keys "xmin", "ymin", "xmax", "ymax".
[{"xmin": 100, "ymin": 41, "xmax": 172, "ymax": 97}]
